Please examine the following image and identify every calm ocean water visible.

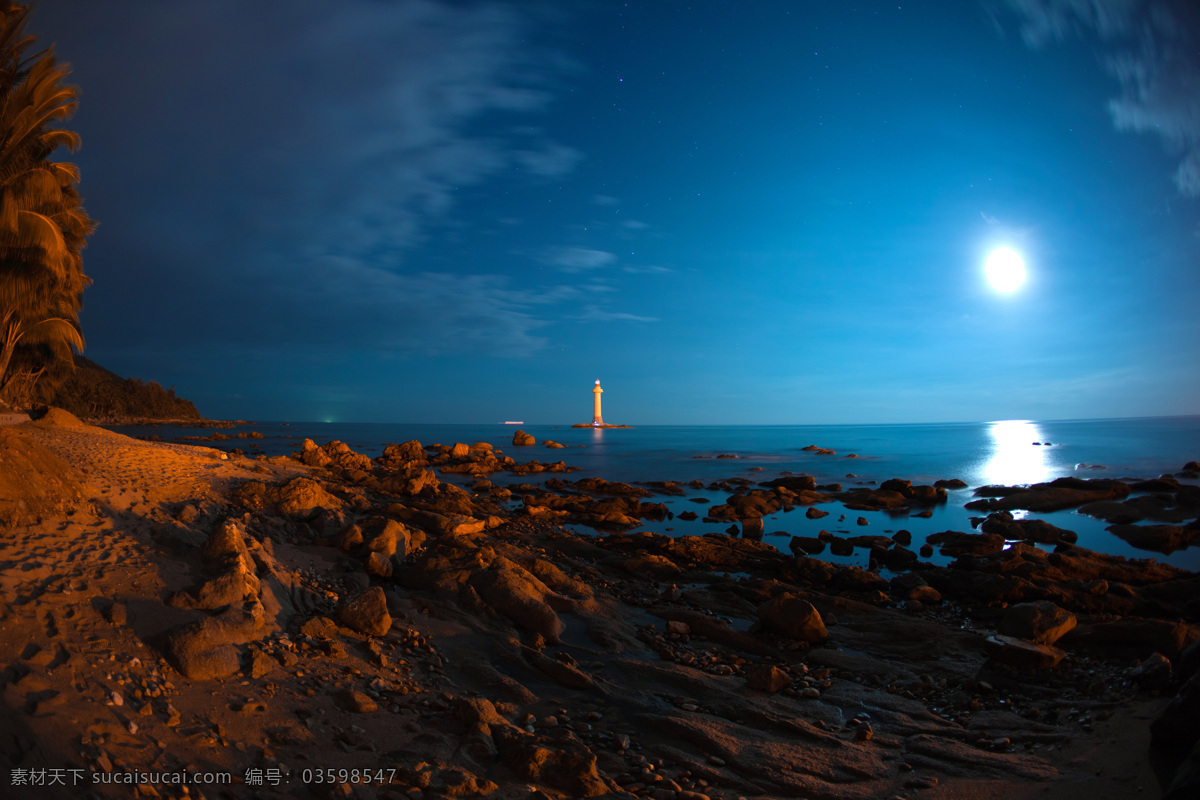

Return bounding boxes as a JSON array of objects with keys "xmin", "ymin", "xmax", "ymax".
[{"xmin": 113, "ymin": 417, "xmax": 1200, "ymax": 572}]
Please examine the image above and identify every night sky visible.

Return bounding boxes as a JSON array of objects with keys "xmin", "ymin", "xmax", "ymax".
[{"xmin": 28, "ymin": 1, "xmax": 1200, "ymax": 425}]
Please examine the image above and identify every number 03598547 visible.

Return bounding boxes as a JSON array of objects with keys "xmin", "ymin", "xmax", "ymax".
[{"xmin": 300, "ymin": 768, "xmax": 398, "ymax": 785}]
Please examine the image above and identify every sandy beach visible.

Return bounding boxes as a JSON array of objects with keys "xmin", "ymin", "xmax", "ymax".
[{"xmin": 1, "ymin": 411, "xmax": 1196, "ymax": 799}]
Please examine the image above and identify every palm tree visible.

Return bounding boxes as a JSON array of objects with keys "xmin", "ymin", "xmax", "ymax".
[{"xmin": 0, "ymin": 1, "xmax": 94, "ymax": 401}]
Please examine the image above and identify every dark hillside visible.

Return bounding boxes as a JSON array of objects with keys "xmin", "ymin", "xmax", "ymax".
[{"xmin": 6, "ymin": 350, "xmax": 203, "ymax": 420}]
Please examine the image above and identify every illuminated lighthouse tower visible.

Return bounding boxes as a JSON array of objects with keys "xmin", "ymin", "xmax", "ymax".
[{"xmin": 592, "ymin": 379, "xmax": 604, "ymax": 426}]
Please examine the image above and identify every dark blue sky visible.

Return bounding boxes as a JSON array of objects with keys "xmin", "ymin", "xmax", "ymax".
[{"xmin": 30, "ymin": 0, "xmax": 1200, "ymax": 424}]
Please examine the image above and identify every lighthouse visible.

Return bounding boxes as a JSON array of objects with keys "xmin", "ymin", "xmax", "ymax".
[{"xmin": 592, "ymin": 379, "xmax": 604, "ymax": 426}]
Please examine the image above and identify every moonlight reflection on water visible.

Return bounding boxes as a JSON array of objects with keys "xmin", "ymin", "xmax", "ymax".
[{"xmin": 983, "ymin": 420, "xmax": 1053, "ymax": 487}]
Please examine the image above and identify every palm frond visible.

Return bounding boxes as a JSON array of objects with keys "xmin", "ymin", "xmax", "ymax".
[{"xmin": 22, "ymin": 315, "xmax": 83, "ymax": 352}]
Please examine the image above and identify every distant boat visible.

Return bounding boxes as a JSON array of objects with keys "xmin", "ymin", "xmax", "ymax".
[{"xmin": 503, "ymin": 421, "xmax": 524, "ymax": 425}]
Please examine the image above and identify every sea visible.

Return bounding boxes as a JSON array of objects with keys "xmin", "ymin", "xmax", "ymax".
[{"xmin": 110, "ymin": 416, "xmax": 1200, "ymax": 573}]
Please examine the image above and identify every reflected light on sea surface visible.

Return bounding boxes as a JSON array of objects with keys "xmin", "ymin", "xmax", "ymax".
[
  {"xmin": 983, "ymin": 420, "xmax": 1053, "ymax": 487},
  {"xmin": 591, "ymin": 426, "xmax": 605, "ymax": 444}
]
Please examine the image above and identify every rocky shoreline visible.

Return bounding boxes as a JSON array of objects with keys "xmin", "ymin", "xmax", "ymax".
[{"xmin": 1, "ymin": 412, "xmax": 1199, "ymax": 799}]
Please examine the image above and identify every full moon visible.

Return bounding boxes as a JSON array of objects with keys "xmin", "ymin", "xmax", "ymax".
[{"xmin": 985, "ymin": 247, "xmax": 1026, "ymax": 292}]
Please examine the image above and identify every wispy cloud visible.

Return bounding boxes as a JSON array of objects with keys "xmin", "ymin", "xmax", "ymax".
[
  {"xmin": 622, "ymin": 264, "xmax": 674, "ymax": 274},
  {"xmin": 572, "ymin": 306, "xmax": 658, "ymax": 323},
  {"xmin": 541, "ymin": 246, "xmax": 618, "ymax": 272},
  {"xmin": 997, "ymin": 0, "xmax": 1200, "ymax": 194},
  {"xmin": 516, "ymin": 142, "xmax": 584, "ymax": 177},
  {"xmin": 283, "ymin": 262, "xmax": 579, "ymax": 356},
  {"xmin": 44, "ymin": 0, "xmax": 586, "ymax": 358}
]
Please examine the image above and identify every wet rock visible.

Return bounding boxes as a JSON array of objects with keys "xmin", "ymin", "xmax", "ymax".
[
  {"xmin": 981, "ymin": 517, "xmax": 1078, "ymax": 545},
  {"xmin": 338, "ymin": 587, "xmax": 392, "ymax": 637},
  {"xmin": 759, "ymin": 475, "xmax": 816, "ymax": 492},
  {"xmin": 1107, "ymin": 523, "xmax": 1200, "ymax": 554},
  {"xmin": 997, "ymin": 601, "xmax": 1077, "ymax": 646},
  {"xmin": 1078, "ymin": 500, "xmax": 1144, "ymax": 524},
  {"xmin": 790, "ymin": 535, "xmax": 826, "ymax": 555},
  {"xmin": 967, "ymin": 477, "xmax": 1130, "ymax": 512},
  {"xmin": 741, "ymin": 517, "xmax": 764, "ymax": 539},
  {"xmin": 927, "ymin": 530, "xmax": 1004, "ymax": 557},
  {"xmin": 512, "ymin": 430, "xmax": 536, "ymax": 446},
  {"xmin": 757, "ymin": 595, "xmax": 828, "ymax": 642}
]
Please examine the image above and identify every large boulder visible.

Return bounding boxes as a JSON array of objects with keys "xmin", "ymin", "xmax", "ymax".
[
  {"xmin": 276, "ymin": 477, "xmax": 344, "ymax": 519},
  {"xmin": 997, "ymin": 601, "xmax": 1077, "ymax": 645},
  {"xmin": 298, "ymin": 438, "xmax": 332, "ymax": 468},
  {"xmin": 512, "ymin": 430, "xmax": 536, "ymax": 446},
  {"xmin": 757, "ymin": 595, "xmax": 828, "ymax": 642},
  {"xmin": 470, "ymin": 558, "xmax": 564, "ymax": 642},
  {"xmin": 381, "ymin": 440, "xmax": 426, "ymax": 462},
  {"xmin": 338, "ymin": 587, "xmax": 392, "ymax": 637},
  {"xmin": 161, "ymin": 605, "xmax": 267, "ymax": 680},
  {"xmin": 364, "ymin": 518, "xmax": 410, "ymax": 560}
]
